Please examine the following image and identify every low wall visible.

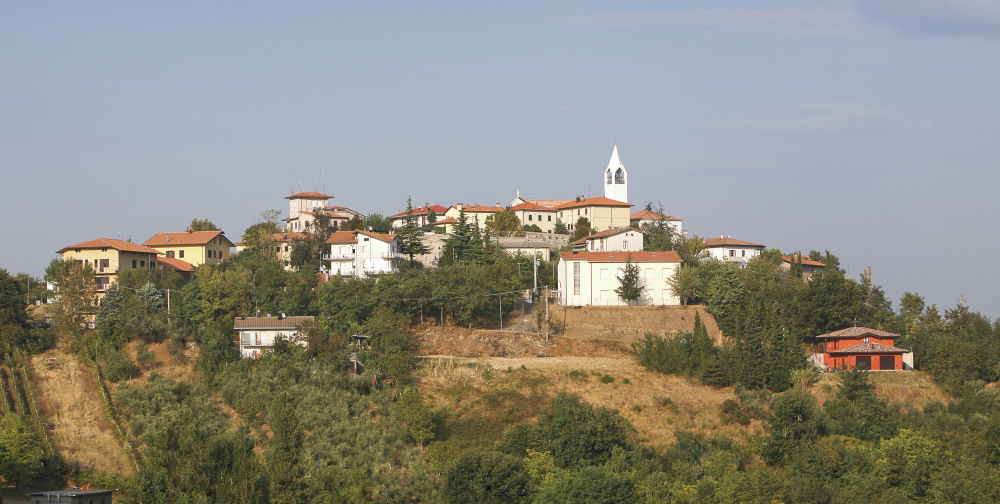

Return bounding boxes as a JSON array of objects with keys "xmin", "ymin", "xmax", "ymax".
[{"xmin": 553, "ymin": 305, "xmax": 723, "ymax": 344}]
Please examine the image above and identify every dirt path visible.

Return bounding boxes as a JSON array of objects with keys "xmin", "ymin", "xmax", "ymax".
[{"xmin": 30, "ymin": 349, "xmax": 133, "ymax": 476}]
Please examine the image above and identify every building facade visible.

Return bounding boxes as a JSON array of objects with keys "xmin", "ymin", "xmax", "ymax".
[
  {"xmin": 143, "ymin": 230, "xmax": 234, "ymax": 266},
  {"xmin": 444, "ymin": 204, "xmax": 505, "ymax": 232},
  {"xmin": 323, "ymin": 230, "xmax": 403, "ymax": 277},
  {"xmin": 510, "ymin": 202, "xmax": 558, "ymax": 233},
  {"xmin": 571, "ymin": 228, "xmax": 644, "ymax": 252},
  {"xmin": 630, "ymin": 209, "xmax": 683, "ymax": 236},
  {"xmin": 57, "ymin": 238, "xmax": 162, "ymax": 298},
  {"xmin": 234, "ymin": 315, "xmax": 314, "ymax": 359},
  {"xmin": 815, "ymin": 327, "xmax": 912, "ymax": 371},
  {"xmin": 604, "ymin": 144, "xmax": 628, "ymax": 203},
  {"xmin": 704, "ymin": 237, "xmax": 764, "ymax": 266},
  {"xmin": 557, "ymin": 251, "xmax": 683, "ymax": 306},
  {"xmin": 389, "ymin": 204, "xmax": 449, "ymax": 229},
  {"xmin": 555, "ymin": 197, "xmax": 633, "ymax": 233}
]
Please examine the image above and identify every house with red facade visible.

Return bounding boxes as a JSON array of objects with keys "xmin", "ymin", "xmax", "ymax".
[{"xmin": 815, "ymin": 327, "xmax": 913, "ymax": 371}]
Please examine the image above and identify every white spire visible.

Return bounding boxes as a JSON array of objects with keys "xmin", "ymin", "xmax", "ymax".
[{"xmin": 604, "ymin": 144, "xmax": 628, "ymax": 203}]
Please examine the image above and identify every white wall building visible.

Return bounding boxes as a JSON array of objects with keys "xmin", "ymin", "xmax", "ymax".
[
  {"xmin": 704, "ymin": 237, "xmax": 764, "ymax": 266},
  {"xmin": 571, "ymin": 228, "xmax": 643, "ymax": 252},
  {"xmin": 323, "ymin": 230, "xmax": 404, "ymax": 277},
  {"xmin": 630, "ymin": 210, "xmax": 683, "ymax": 237},
  {"xmin": 234, "ymin": 315, "xmax": 313, "ymax": 358},
  {"xmin": 557, "ymin": 251, "xmax": 683, "ymax": 306}
]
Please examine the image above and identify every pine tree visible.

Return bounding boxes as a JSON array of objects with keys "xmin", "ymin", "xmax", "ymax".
[
  {"xmin": 399, "ymin": 197, "xmax": 429, "ymax": 267},
  {"xmin": 97, "ymin": 283, "xmax": 125, "ymax": 327},
  {"xmin": 449, "ymin": 208, "xmax": 471, "ymax": 263},
  {"xmin": 614, "ymin": 257, "xmax": 643, "ymax": 305},
  {"xmin": 553, "ymin": 218, "xmax": 568, "ymax": 235},
  {"xmin": 706, "ymin": 266, "xmax": 746, "ymax": 336},
  {"xmin": 137, "ymin": 281, "xmax": 165, "ymax": 311}
]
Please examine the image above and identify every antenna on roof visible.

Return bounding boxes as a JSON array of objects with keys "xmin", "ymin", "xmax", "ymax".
[
  {"xmin": 300, "ymin": 181, "xmax": 303, "ymax": 192},
  {"xmin": 322, "ymin": 168, "xmax": 325, "ymax": 192}
]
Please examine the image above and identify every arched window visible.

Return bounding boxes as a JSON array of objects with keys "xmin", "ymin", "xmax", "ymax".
[
  {"xmin": 606, "ymin": 169, "xmax": 612, "ymax": 184},
  {"xmin": 615, "ymin": 168, "xmax": 625, "ymax": 184}
]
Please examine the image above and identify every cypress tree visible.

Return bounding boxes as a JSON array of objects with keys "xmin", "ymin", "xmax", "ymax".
[{"xmin": 266, "ymin": 392, "xmax": 303, "ymax": 504}]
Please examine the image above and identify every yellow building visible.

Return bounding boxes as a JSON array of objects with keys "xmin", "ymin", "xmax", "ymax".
[
  {"xmin": 143, "ymin": 230, "xmax": 235, "ymax": 266},
  {"xmin": 554, "ymin": 197, "xmax": 633, "ymax": 233},
  {"xmin": 57, "ymin": 238, "xmax": 162, "ymax": 297},
  {"xmin": 444, "ymin": 204, "xmax": 505, "ymax": 232},
  {"xmin": 234, "ymin": 232, "xmax": 307, "ymax": 270}
]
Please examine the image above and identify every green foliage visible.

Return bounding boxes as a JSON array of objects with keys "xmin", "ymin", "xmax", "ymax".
[
  {"xmin": 705, "ymin": 266, "xmax": 745, "ymax": 335},
  {"xmin": 535, "ymin": 464, "xmax": 637, "ymax": 504},
  {"xmin": 399, "ymin": 197, "xmax": 430, "ymax": 267},
  {"xmin": 188, "ymin": 218, "xmax": 219, "ymax": 231},
  {"xmin": 100, "ymin": 344, "xmax": 136, "ymax": 382},
  {"xmin": 444, "ymin": 451, "xmax": 531, "ymax": 504},
  {"xmin": 290, "ymin": 212, "xmax": 335, "ymax": 270},
  {"xmin": 553, "ymin": 219, "xmax": 568, "ymax": 235},
  {"xmin": 570, "ymin": 217, "xmax": 592, "ymax": 242},
  {"xmin": 639, "ymin": 202, "xmax": 676, "ymax": 252},
  {"xmin": 674, "ymin": 235, "xmax": 709, "ymax": 267},
  {"xmin": 484, "ymin": 209, "xmax": 525, "ymax": 238},
  {"xmin": 667, "ymin": 265, "xmax": 701, "ymax": 305},
  {"xmin": 136, "ymin": 282, "xmax": 165, "ymax": 311},
  {"xmin": 614, "ymin": 257, "xmax": 644, "ymax": 305},
  {"xmin": 522, "ymin": 224, "xmax": 543, "ymax": 233},
  {"xmin": 495, "ymin": 394, "xmax": 634, "ymax": 469},
  {"xmin": 632, "ymin": 313, "xmax": 734, "ymax": 387},
  {"xmin": 762, "ymin": 389, "xmax": 825, "ymax": 464},
  {"xmin": 267, "ymin": 392, "xmax": 304, "ymax": 503},
  {"xmin": 824, "ymin": 369, "xmax": 898, "ymax": 440},
  {"xmin": 0, "ymin": 413, "xmax": 43, "ymax": 488},
  {"xmin": 720, "ymin": 399, "xmax": 750, "ymax": 425},
  {"xmin": 361, "ymin": 213, "xmax": 392, "ymax": 234},
  {"xmin": 397, "ymin": 387, "xmax": 434, "ymax": 447},
  {"xmin": 136, "ymin": 341, "xmax": 156, "ymax": 371}
]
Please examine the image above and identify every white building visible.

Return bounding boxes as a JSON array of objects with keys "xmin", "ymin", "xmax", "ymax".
[
  {"xmin": 510, "ymin": 202, "xmax": 558, "ymax": 233},
  {"xmin": 283, "ymin": 191, "xmax": 363, "ymax": 232},
  {"xmin": 630, "ymin": 210, "xmax": 683, "ymax": 236},
  {"xmin": 704, "ymin": 237, "xmax": 764, "ymax": 266},
  {"xmin": 570, "ymin": 228, "xmax": 644, "ymax": 252},
  {"xmin": 234, "ymin": 315, "xmax": 313, "ymax": 358},
  {"xmin": 323, "ymin": 230, "xmax": 404, "ymax": 277},
  {"xmin": 604, "ymin": 144, "xmax": 628, "ymax": 204},
  {"xmin": 557, "ymin": 251, "xmax": 683, "ymax": 306}
]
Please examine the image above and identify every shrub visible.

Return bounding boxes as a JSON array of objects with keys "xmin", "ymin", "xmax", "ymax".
[
  {"xmin": 600, "ymin": 374, "xmax": 615, "ymax": 384},
  {"xmin": 720, "ymin": 399, "xmax": 750, "ymax": 425}
]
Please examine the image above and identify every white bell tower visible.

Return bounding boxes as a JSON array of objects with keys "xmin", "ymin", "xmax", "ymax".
[{"xmin": 604, "ymin": 144, "xmax": 628, "ymax": 203}]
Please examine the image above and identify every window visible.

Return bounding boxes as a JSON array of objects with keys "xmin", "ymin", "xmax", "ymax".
[
  {"xmin": 864, "ymin": 336, "xmax": 869, "ymax": 342},
  {"xmin": 742, "ymin": 250, "xmax": 746, "ymax": 257},
  {"xmin": 615, "ymin": 168, "xmax": 625, "ymax": 184},
  {"xmin": 537, "ymin": 214, "xmax": 542, "ymax": 221},
  {"xmin": 166, "ymin": 250, "xmax": 175, "ymax": 258},
  {"xmin": 547, "ymin": 215, "xmax": 552, "ymax": 221},
  {"xmin": 584, "ymin": 209, "xmax": 588, "ymax": 215},
  {"xmin": 645, "ymin": 268, "xmax": 653, "ymax": 279},
  {"xmin": 132, "ymin": 260, "xmax": 137, "ymax": 268},
  {"xmin": 623, "ymin": 241, "xmax": 628, "ymax": 250},
  {"xmin": 140, "ymin": 260, "xmax": 145, "ymax": 267},
  {"xmin": 179, "ymin": 250, "xmax": 185, "ymax": 258},
  {"xmin": 606, "ymin": 169, "xmax": 612, "ymax": 184},
  {"xmin": 573, "ymin": 262, "xmax": 581, "ymax": 295},
  {"xmin": 600, "ymin": 268, "xmax": 609, "ymax": 280},
  {"xmin": 528, "ymin": 215, "xmax": 533, "ymax": 221},
  {"xmin": 729, "ymin": 250, "xmax": 735, "ymax": 257},
  {"xmin": 102, "ymin": 247, "xmax": 107, "ymax": 252}
]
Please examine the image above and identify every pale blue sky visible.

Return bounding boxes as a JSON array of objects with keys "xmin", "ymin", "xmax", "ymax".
[{"xmin": 2, "ymin": 1, "xmax": 998, "ymax": 315}]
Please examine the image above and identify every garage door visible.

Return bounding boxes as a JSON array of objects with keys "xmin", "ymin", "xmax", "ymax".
[
  {"xmin": 880, "ymin": 355, "xmax": 895, "ymax": 370},
  {"xmin": 855, "ymin": 356, "xmax": 871, "ymax": 370}
]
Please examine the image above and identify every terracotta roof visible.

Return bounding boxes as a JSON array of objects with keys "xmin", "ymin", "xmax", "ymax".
[
  {"xmin": 782, "ymin": 256, "xmax": 827, "ymax": 267},
  {"xmin": 522, "ymin": 198, "xmax": 573, "ymax": 207},
  {"xmin": 357, "ymin": 230, "xmax": 399, "ymax": 242},
  {"xmin": 389, "ymin": 205, "xmax": 449, "ymax": 219},
  {"xmin": 58, "ymin": 238, "xmax": 162, "ymax": 255},
  {"xmin": 285, "ymin": 191, "xmax": 332, "ymax": 199},
  {"xmin": 144, "ymin": 231, "xmax": 233, "ymax": 247},
  {"xmin": 554, "ymin": 197, "xmax": 633, "ymax": 209},
  {"xmin": 451, "ymin": 205, "xmax": 505, "ymax": 213},
  {"xmin": 816, "ymin": 327, "xmax": 901, "ymax": 339},
  {"xmin": 431, "ymin": 217, "xmax": 459, "ymax": 225},
  {"xmin": 828, "ymin": 342, "xmax": 909, "ymax": 354},
  {"xmin": 630, "ymin": 209, "xmax": 682, "ymax": 221},
  {"xmin": 325, "ymin": 231, "xmax": 359, "ymax": 244},
  {"xmin": 570, "ymin": 227, "xmax": 644, "ymax": 245},
  {"xmin": 510, "ymin": 202, "xmax": 556, "ymax": 211},
  {"xmin": 155, "ymin": 257, "xmax": 195, "ymax": 272},
  {"xmin": 559, "ymin": 251, "xmax": 683, "ymax": 263},
  {"xmin": 233, "ymin": 316, "xmax": 316, "ymax": 330},
  {"xmin": 704, "ymin": 237, "xmax": 763, "ymax": 248}
]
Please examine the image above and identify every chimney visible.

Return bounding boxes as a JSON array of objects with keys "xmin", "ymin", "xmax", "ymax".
[{"xmin": 188, "ymin": 229, "xmax": 193, "ymax": 234}]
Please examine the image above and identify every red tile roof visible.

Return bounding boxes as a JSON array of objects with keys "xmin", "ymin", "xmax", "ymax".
[
  {"xmin": 357, "ymin": 230, "xmax": 399, "ymax": 242},
  {"xmin": 325, "ymin": 231, "xmax": 359, "ymax": 244},
  {"xmin": 828, "ymin": 342, "xmax": 909, "ymax": 354},
  {"xmin": 570, "ymin": 227, "xmax": 643, "ymax": 245},
  {"xmin": 782, "ymin": 256, "xmax": 827, "ymax": 267},
  {"xmin": 155, "ymin": 257, "xmax": 196, "ymax": 272},
  {"xmin": 452, "ymin": 205, "xmax": 505, "ymax": 213},
  {"xmin": 816, "ymin": 327, "xmax": 901, "ymax": 339},
  {"xmin": 704, "ymin": 237, "xmax": 763, "ymax": 248},
  {"xmin": 559, "ymin": 251, "xmax": 682, "ymax": 263},
  {"xmin": 285, "ymin": 191, "xmax": 332, "ymax": 199},
  {"xmin": 431, "ymin": 217, "xmax": 459, "ymax": 225},
  {"xmin": 389, "ymin": 205, "xmax": 449, "ymax": 219},
  {"xmin": 554, "ymin": 197, "xmax": 633, "ymax": 209},
  {"xmin": 630, "ymin": 209, "xmax": 682, "ymax": 221},
  {"xmin": 58, "ymin": 238, "xmax": 162, "ymax": 255},
  {"xmin": 510, "ymin": 202, "xmax": 556, "ymax": 211},
  {"xmin": 521, "ymin": 198, "xmax": 574, "ymax": 207},
  {"xmin": 233, "ymin": 316, "xmax": 316, "ymax": 330},
  {"xmin": 144, "ymin": 231, "xmax": 233, "ymax": 247}
]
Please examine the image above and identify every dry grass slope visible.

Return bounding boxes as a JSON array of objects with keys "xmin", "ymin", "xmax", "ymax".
[{"xmin": 29, "ymin": 349, "xmax": 133, "ymax": 476}]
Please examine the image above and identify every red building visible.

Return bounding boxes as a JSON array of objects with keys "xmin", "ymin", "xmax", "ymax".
[{"xmin": 817, "ymin": 327, "xmax": 911, "ymax": 371}]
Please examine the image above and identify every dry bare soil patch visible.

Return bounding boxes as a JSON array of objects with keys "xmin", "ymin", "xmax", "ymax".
[{"xmin": 29, "ymin": 349, "xmax": 133, "ymax": 476}]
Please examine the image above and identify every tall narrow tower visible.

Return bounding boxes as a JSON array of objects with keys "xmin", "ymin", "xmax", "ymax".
[{"xmin": 604, "ymin": 144, "xmax": 628, "ymax": 203}]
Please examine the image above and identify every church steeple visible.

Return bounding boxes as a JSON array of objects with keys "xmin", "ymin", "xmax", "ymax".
[{"xmin": 604, "ymin": 144, "xmax": 628, "ymax": 203}]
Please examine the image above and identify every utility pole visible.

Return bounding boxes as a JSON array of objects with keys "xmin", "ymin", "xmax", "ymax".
[
  {"xmin": 499, "ymin": 296, "xmax": 502, "ymax": 332},
  {"xmin": 533, "ymin": 252, "xmax": 538, "ymax": 296},
  {"xmin": 545, "ymin": 287, "xmax": 549, "ymax": 342}
]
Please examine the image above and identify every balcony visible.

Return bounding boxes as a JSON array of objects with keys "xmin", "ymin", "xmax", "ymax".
[
  {"xmin": 380, "ymin": 252, "xmax": 406, "ymax": 259},
  {"xmin": 322, "ymin": 253, "xmax": 355, "ymax": 261}
]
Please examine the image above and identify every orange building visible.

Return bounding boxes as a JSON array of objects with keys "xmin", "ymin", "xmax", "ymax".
[{"xmin": 817, "ymin": 327, "xmax": 911, "ymax": 371}]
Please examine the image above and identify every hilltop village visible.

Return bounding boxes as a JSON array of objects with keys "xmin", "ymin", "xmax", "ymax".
[{"xmin": 1, "ymin": 144, "xmax": 997, "ymax": 503}]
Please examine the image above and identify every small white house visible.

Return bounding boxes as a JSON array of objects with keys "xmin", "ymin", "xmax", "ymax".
[
  {"xmin": 704, "ymin": 236, "xmax": 764, "ymax": 266},
  {"xmin": 234, "ymin": 315, "xmax": 314, "ymax": 358},
  {"xmin": 323, "ymin": 230, "xmax": 404, "ymax": 277},
  {"xmin": 557, "ymin": 251, "xmax": 684, "ymax": 306},
  {"xmin": 571, "ymin": 228, "xmax": 643, "ymax": 253}
]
